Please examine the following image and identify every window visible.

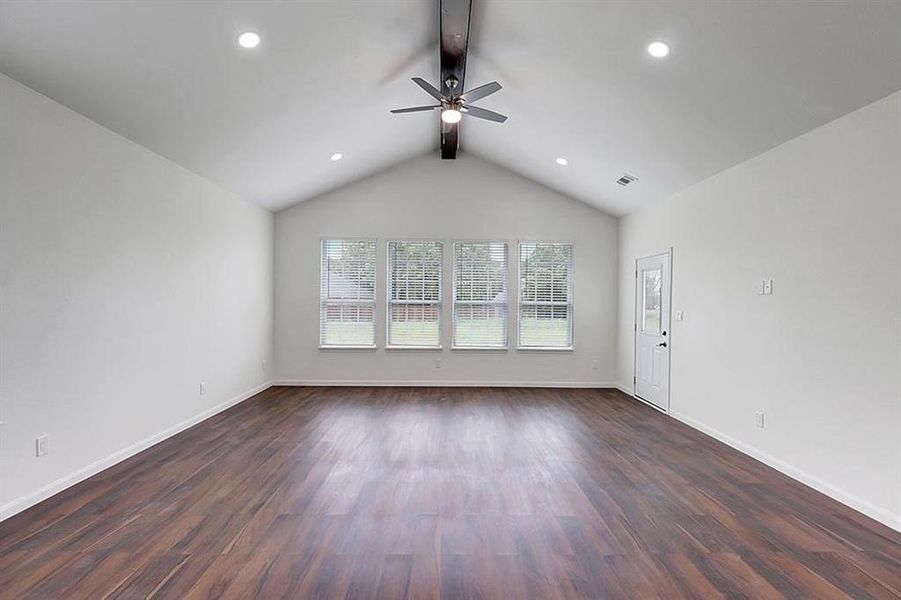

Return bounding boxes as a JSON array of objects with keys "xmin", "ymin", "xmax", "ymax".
[
  {"xmin": 387, "ymin": 241, "xmax": 443, "ymax": 347},
  {"xmin": 518, "ymin": 242, "xmax": 573, "ymax": 348},
  {"xmin": 641, "ymin": 267, "xmax": 662, "ymax": 333},
  {"xmin": 320, "ymin": 240, "xmax": 376, "ymax": 347},
  {"xmin": 453, "ymin": 242, "xmax": 508, "ymax": 348}
]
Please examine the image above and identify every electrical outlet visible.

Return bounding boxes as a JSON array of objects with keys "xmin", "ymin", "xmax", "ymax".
[
  {"xmin": 261, "ymin": 360, "xmax": 267, "ymax": 373},
  {"xmin": 36, "ymin": 435, "xmax": 49, "ymax": 457},
  {"xmin": 675, "ymin": 310, "xmax": 684, "ymax": 321},
  {"xmin": 435, "ymin": 358, "xmax": 442, "ymax": 369},
  {"xmin": 199, "ymin": 382, "xmax": 206, "ymax": 395},
  {"xmin": 592, "ymin": 359, "xmax": 599, "ymax": 370},
  {"xmin": 755, "ymin": 412, "xmax": 765, "ymax": 428}
]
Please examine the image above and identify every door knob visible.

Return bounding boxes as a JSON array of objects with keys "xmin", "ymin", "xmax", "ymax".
[{"xmin": 656, "ymin": 341, "xmax": 667, "ymax": 348}]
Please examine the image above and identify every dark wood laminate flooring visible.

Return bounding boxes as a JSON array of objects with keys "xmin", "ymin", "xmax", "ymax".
[{"xmin": 0, "ymin": 386, "xmax": 899, "ymax": 599}]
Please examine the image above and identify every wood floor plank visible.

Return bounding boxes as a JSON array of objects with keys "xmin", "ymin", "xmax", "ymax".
[{"xmin": 1, "ymin": 386, "xmax": 898, "ymax": 598}]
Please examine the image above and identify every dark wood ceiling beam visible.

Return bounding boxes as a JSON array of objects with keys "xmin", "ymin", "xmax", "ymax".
[{"xmin": 439, "ymin": 0, "xmax": 472, "ymax": 159}]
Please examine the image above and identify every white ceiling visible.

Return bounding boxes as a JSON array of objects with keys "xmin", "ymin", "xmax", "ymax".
[{"xmin": 2, "ymin": 1, "xmax": 900, "ymax": 215}]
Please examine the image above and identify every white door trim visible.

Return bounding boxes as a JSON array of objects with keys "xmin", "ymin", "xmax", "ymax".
[{"xmin": 633, "ymin": 248, "xmax": 672, "ymax": 413}]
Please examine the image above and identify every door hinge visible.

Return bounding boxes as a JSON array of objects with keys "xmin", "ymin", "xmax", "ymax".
[
  {"xmin": 633, "ymin": 376, "xmax": 637, "ymax": 384},
  {"xmin": 634, "ymin": 323, "xmax": 637, "ymax": 332}
]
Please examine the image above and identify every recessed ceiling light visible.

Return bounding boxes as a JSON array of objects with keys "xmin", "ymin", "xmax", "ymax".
[
  {"xmin": 555, "ymin": 157, "xmax": 568, "ymax": 166},
  {"xmin": 648, "ymin": 41, "xmax": 670, "ymax": 58},
  {"xmin": 237, "ymin": 32, "xmax": 261, "ymax": 49},
  {"xmin": 330, "ymin": 153, "xmax": 343, "ymax": 161}
]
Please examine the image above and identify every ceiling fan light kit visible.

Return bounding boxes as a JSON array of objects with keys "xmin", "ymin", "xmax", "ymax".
[
  {"xmin": 441, "ymin": 108, "xmax": 462, "ymax": 124},
  {"xmin": 390, "ymin": 0, "xmax": 507, "ymax": 159}
]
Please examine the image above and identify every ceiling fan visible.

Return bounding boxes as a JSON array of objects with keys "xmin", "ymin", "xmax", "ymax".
[
  {"xmin": 390, "ymin": 0, "xmax": 506, "ymax": 159},
  {"xmin": 391, "ymin": 76, "xmax": 507, "ymax": 125}
]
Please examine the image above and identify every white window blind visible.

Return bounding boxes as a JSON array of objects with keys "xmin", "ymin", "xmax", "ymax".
[
  {"xmin": 320, "ymin": 240, "xmax": 376, "ymax": 347},
  {"xmin": 453, "ymin": 242, "xmax": 508, "ymax": 348},
  {"xmin": 387, "ymin": 241, "xmax": 443, "ymax": 347},
  {"xmin": 518, "ymin": 242, "xmax": 573, "ymax": 348}
]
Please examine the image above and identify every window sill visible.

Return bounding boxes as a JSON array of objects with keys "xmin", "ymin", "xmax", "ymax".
[
  {"xmin": 451, "ymin": 346, "xmax": 509, "ymax": 352},
  {"xmin": 516, "ymin": 346, "xmax": 575, "ymax": 352},
  {"xmin": 386, "ymin": 345, "xmax": 443, "ymax": 351},
  {"xmin": 319, "ymin": 345, "xmax": 377, "ymax": 351}
]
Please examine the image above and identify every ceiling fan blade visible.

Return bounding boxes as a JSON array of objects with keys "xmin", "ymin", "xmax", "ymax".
[
  {"xmin": 391, "ymin": 105, "xmax": 441, "ymax": 114},
  {"xmin": 461, "ymin": 105, "xmax": 508, "ymax": 123},
  {"xmin": 411, "ymin": 77, "xmax": 446, "ymax": 102},
  {"xmin": 461, "ymin": 81, "xmax": 502, "ymax": 103}
]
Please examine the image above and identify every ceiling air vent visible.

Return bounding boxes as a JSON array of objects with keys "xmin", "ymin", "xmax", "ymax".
[{"xmin": 616, "ymin": 173, "xmax": 638, "ymax": 186}]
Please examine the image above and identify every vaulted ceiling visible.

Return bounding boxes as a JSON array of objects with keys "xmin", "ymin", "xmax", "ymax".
[{"xmin": 2, "ymin": 1, "xmax": 900, "ymax": 215}]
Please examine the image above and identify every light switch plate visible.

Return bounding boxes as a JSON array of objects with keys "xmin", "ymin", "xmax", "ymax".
[{"xmin": 36, "ymin": 435, "xmax": 49, "ymax": 457}]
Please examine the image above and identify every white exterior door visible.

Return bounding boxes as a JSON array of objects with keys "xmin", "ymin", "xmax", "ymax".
[{"xmin": 634, "ymin": 251, "xmax": 671, "ymax": 411}]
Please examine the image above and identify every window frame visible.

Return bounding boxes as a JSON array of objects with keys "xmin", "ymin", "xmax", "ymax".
[
  {"xmin": 516, "ymin": 240, "xmax": 575, "ymax": 351},
  {"xmin": 385, "ymin": 239, "xmax": 444, "ymax": 350},
  {"xmin": 319, "ymin": 238, "xmax": 378, "ymax": 350},
  {"xmin": 640, "ymin": 265, "xmax": 663, "ymax": 334},
  {"xmin": 451, "ymin": 240, "xmax": 510, "ymax": 351}
]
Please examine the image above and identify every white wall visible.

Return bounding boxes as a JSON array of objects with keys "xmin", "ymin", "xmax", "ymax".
[
  {"xmin": 0, "ymin": 74, "xmax": 274, "ymax": 518},
  {"xmin": 275, "ymin": 154, "xmax": 618, "ymax": 386},
  {"xmin": 616, "ymin": 92, "xmax": 901, "ymax": 530}
]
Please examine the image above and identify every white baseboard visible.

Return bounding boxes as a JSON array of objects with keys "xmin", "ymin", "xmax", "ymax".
[
  {"xmin": 670, "ymin": 410, "xmax": 901, "ymax": 533},
  {"xmin": 0, "ymin": 381, "xmax": 273, "ymax": 523},
  {"xmin": 273, "ymin": 379, "xmax": 618, "ymax": 388},
  {"xmin": 614, "ymin": 383, "xmax": 634, "ymax": 396}
]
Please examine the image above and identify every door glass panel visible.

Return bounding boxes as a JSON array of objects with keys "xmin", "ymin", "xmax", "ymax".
[{"xmin": 642, "ymin": 268, "xmax": 662, "ymax": 333}]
